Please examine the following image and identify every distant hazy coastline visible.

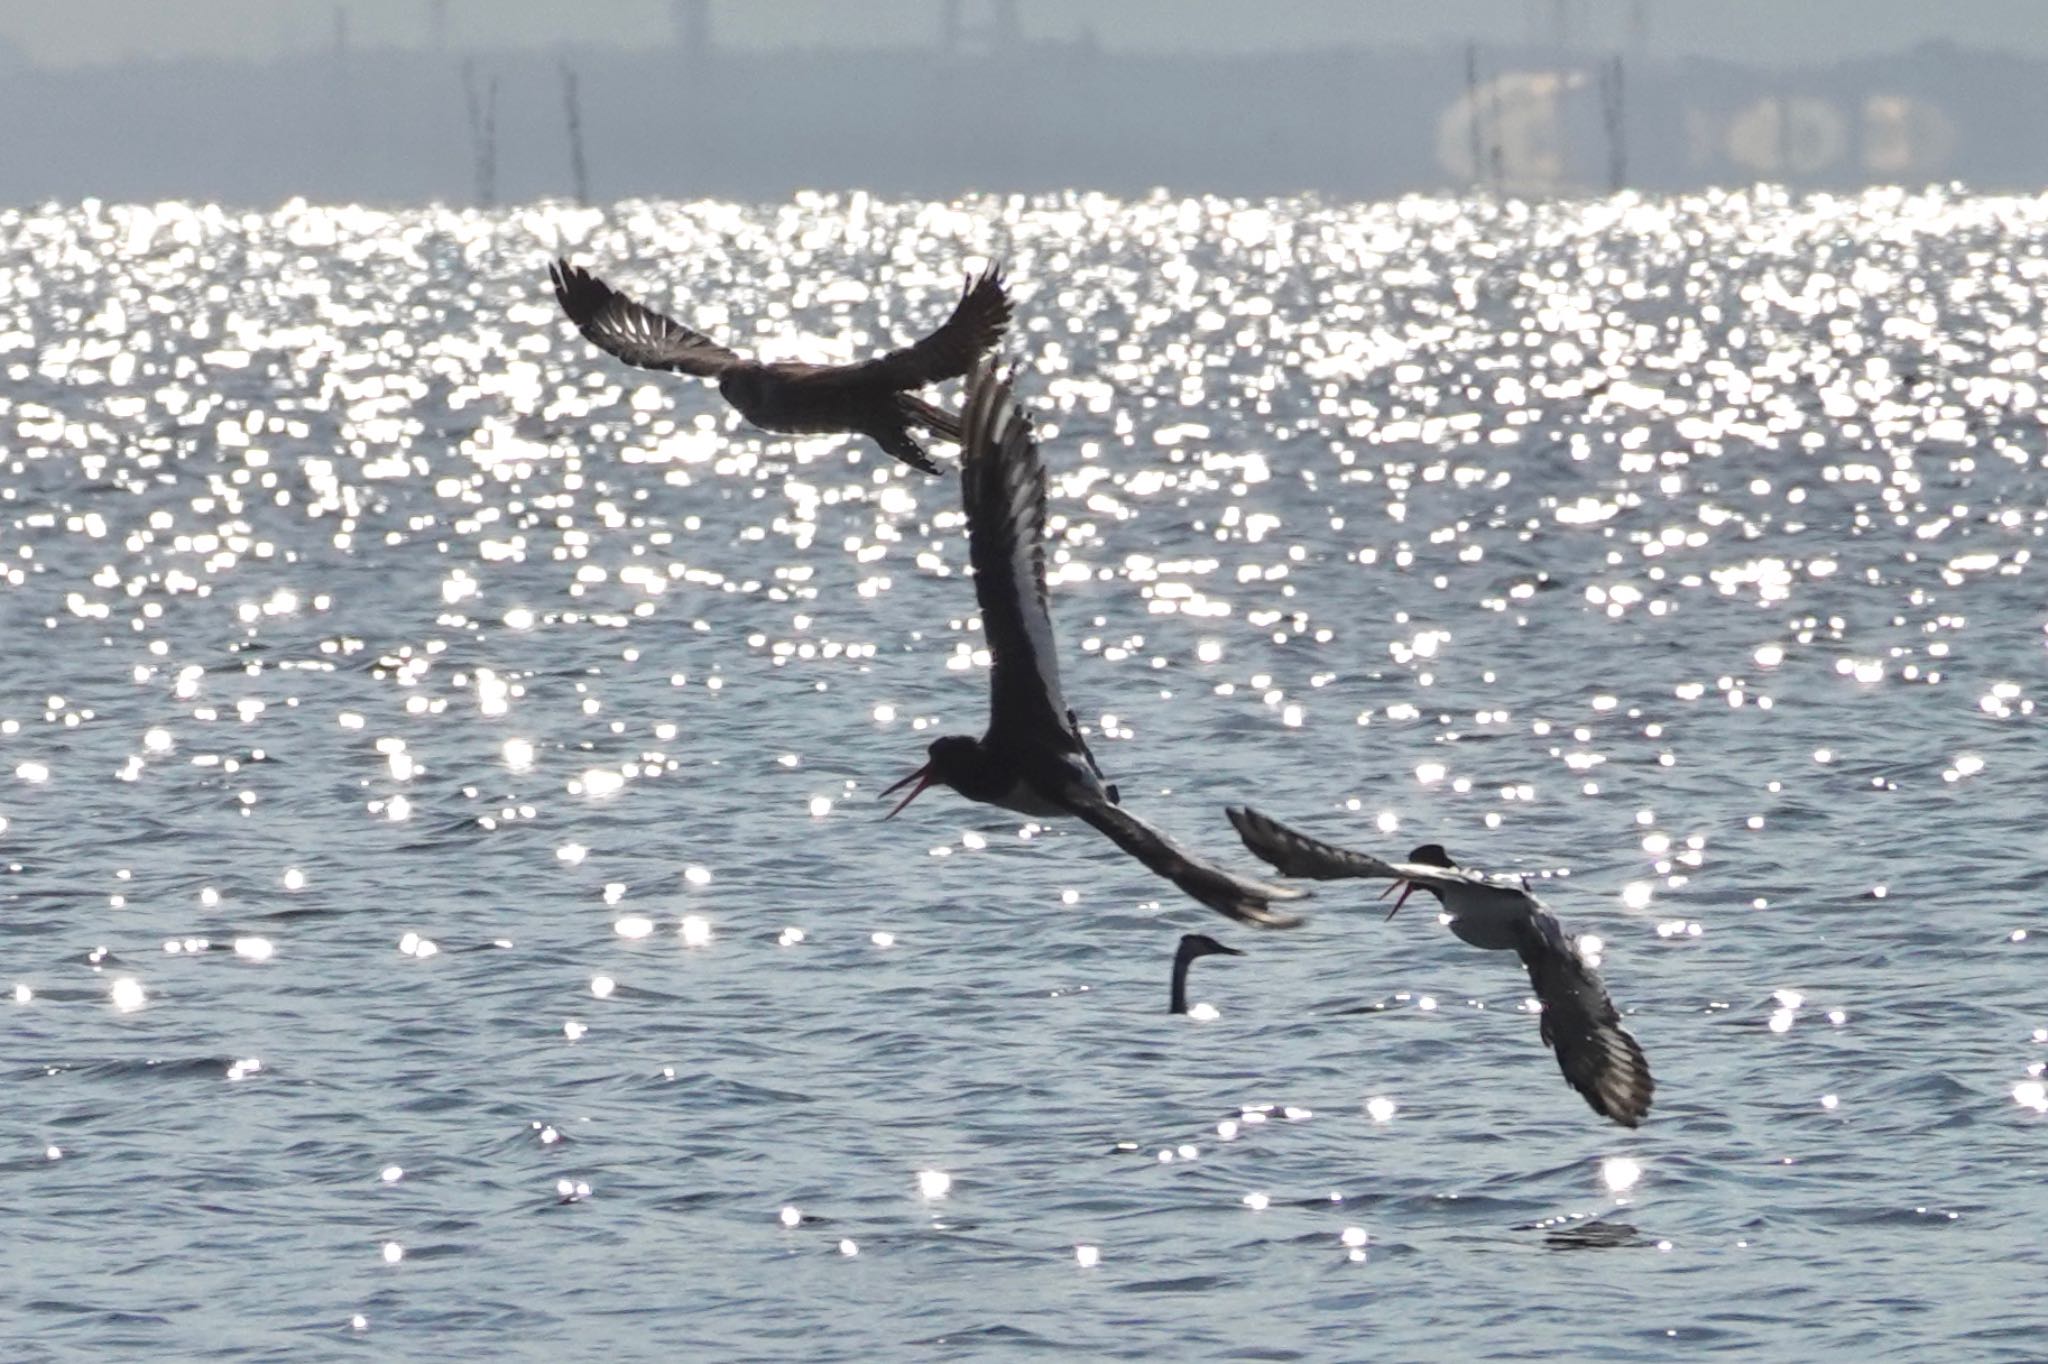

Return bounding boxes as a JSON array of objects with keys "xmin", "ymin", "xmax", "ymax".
[{"xmin": 2, "ymin": 35, "xmax": 2041, "ymax": 207}]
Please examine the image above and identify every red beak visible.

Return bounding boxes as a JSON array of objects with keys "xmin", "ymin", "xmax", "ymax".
[
  {"xmin": 880, "ymin": 763, "xmax": 935, "ymax": 820},
  {"xmin": 1379, "ymin": 880, "xmax": 1416, "ymax": 922}
]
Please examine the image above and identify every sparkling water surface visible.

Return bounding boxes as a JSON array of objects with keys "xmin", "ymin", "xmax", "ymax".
[{"xmin": 3, "ymin": 189, "xmax": 2046, "ymax": 1359}]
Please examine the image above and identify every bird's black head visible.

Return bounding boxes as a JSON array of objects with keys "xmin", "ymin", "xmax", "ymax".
[
  {"xmin": 717, "ymin": 367, "xmax": 765, "ymax": 409},
  {"xmin": 1382, "ymin": 844, "xmax": 1456, "ymax": 921},
  {"xmin": 1177, "ymin": 933, "xmax": 1244, "ymax": 962},
  {"xmin": 924, "ymin": 734, "xmax": 981, "ymax": 782},
  {"xmin": 880, "ymin": 734, "xmax": 981, "ymax": 818}
]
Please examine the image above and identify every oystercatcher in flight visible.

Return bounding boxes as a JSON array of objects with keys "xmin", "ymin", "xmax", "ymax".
[
  {"xmin": 1227, "ymin": 808, "xmax": 1653, "ymax": 1126},
  {"xmin": 881, "ymin": 361, "xmax": 1307, "ymax": 929},
  {"xmin": 550, "ymin": 259, "xmax": 1010, "ymax": 473}
]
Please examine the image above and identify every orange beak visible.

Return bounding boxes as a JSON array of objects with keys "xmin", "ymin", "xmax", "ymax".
[
  {"xmin": 880, "ymin": 763, "xmax": 936, "ymax": 820},
  {"xmin": 1378, "ymin": 879, "xmax": 1417, "ymax": 921}
]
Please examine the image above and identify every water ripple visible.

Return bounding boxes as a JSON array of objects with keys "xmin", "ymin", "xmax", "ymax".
[{"xmin": 3, "ymin": 188, "xmax": 2045, "ymax": 1358}]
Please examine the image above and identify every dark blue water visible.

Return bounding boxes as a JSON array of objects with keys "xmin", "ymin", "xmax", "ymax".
[{"xmin": 3, "ymin": 190, "xmax": 2045, "ymax": 1359}]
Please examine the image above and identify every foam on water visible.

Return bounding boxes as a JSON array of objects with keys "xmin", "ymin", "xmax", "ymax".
[{"xmin": 2, "ymin": 189, "xmax": 2046, "ymax": 1358}]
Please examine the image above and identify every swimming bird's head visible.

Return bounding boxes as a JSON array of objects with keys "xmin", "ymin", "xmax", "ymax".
[
  {"xmin": 880, "ymin": 735, "xmax": 978, "ymax": 818},
  {"xmin": 1176, "ymin": 933, "xmax": 1244, "ymax": 965},
  {"xmin": 1171, "ymin": 932, "xmax": 1244, "ymax": 1015},
  {"xmin": 1381, "ymin": 843, "xmax": 1456, "ymax": 921}
]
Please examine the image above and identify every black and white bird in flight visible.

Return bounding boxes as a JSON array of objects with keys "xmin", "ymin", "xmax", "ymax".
[
  {"xmin": 549, "ymin": 259, "xmax": 1011, "ymax": 473},
  {"xmin": 1171, "ymin": 933, "xmax": 1244, "ymax": 1016},
  {"xmin": 880, "ymin": 361, "xmax": 1307, "ymax": 929},
  {"xmin": 1227, "ymin": 808, "xmax": 1653, "ymax": 1126}
]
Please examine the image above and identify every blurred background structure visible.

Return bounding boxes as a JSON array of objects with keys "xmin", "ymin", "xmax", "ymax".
[{"xmin": 2, "ymin": 0, "xmax": 2044, "ymax": 204}]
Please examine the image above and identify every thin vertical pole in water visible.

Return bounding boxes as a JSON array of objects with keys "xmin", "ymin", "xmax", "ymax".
[
  {"xmin": 1776, "ymin": 94, "xmax": 1791, "ymax": 185},
  {"xmin": 1600, "ymin": 53, "xmax": 1626, "ymax": 193},
  {"xmin": 675, "ymin": 0, "xmax": 712, "ymax": 74},
  {"xmin": 462, "ymin": 59, "xmax": 499, "ymax": 208},
  {"xmin": 560, "ymin": 61, "xmax": 591, "ymax": 207},
  {"xmin": 1464, "ymin": 41, "xmax": 1485, "ymax": 192},
  {"xmin": 1486, "ymin": 54, "xmax": 1506, "ymax": 190}
]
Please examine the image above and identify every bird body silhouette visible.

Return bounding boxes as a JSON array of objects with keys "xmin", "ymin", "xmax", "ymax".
[
  {"xmin": 550, "ymin": 259, "xmax": 1011, "ymax": 473},
  {"xmin": 881, "ymin": 363, "xmax": 1307, "ymax": 929},
  {"xmin": 1228, "ymin": 808, "xmax": 1653, "ymax": 1126}
]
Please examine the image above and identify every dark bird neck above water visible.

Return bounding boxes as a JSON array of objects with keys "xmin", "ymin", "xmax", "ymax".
[{"xmin": 1170, "ymin": 933, "xmax": 1243, "ymax": 1014}]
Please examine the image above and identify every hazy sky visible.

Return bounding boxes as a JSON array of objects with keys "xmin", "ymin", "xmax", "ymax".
[{"xmin": 4, "ymin": 0, "xmax": 2045, "ymax": 68}]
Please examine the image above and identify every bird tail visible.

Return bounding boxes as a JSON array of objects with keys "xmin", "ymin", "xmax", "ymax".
[{"xmin": 898, "ymin": 394, "xmax": 963, "ymax": 442}]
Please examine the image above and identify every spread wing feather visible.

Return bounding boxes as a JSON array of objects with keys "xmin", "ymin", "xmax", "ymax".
[
  {"xmin": 1072, "ymin": 795, "xmax": 1306, "ymax": 929},
  {"xmin": 551, "ymin": 259, "xmax": 743, "ymax": 377},
  {"xmin": 958, "ymin": 361, "xmax": 1069, "ymax": 746},
  {"xmin": 848, "ymin": 266, "xmax": 1012, "ymax": 391},
  {"xmin": 1228, "ymin": 806, "xmax": 1507, "ymax": 892},
  {"xmin": 1227, "ymin": 807, "xmax": 1403, "ymax": 880},
  {"xmin": 1228, "ymin": 807, "xmax": 1514, "ymax": 895},
  {"xmin": 1517, "ymin": 912, "xmax": 1655, "ymax": 1127}
]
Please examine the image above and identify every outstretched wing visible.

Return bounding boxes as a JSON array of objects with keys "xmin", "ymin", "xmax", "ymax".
[
  {"xmin": 1227, "ymin": 807, "xmax": 1504, "ymax": 894},
  {"xmin": 1072, "ymin": 794, "xmax": 1307, "ymax": 929},
  {"xmin": 1517, "ymin": 912, "xmax": 1655, "ymax": 1127},
  {"xmin": 847, "ymin": 265, "xmax": 1012, "ymax": 391},
  {"xmin": 550, "ymin": 259, "xmax": 744, "ymax": 377},
  {"xmin": 958, "ymin": 360, "xmax": 1070, "ymax": 746},
  {"xmin": 1227, "ymin": 807, "xmax": 1404, "ymax": 880}
]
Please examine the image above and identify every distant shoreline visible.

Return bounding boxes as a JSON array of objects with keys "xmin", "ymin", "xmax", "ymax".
[{"xmin": 2, "ymin": 39, "xmax": 2041, "ymax": 207}]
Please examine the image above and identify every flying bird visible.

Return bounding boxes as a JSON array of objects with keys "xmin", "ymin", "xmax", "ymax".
[
  {"xmin": 1171, "ymin": 933, "xmax": 1244, "ymax": 1016},
  {"xmin": 1226, "ymin": 807, "xmax": 1653, "ymax": 1127},
  {"xmin": 880, "ymin": 361, "xmax": 1307, "ymax": 929},
  {"xmin": 549, "ymin": 258, "xmax": 1012, "ymax": 473}
]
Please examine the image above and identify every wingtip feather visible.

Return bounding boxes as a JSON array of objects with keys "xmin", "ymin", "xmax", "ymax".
[{"xmin": 1225, "ymin": 805, "xmax": 1308, "ymax": 876}]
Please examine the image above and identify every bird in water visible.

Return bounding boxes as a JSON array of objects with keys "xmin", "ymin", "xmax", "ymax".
[
  {"xmin": 880, "ymin": 360, "xmax": 1307, "ymax": 929},
  {"xmin": 1171, "ymin": 933, "xmax": 1243, "ymax": 1016},
  {"xmin": 1226, "ymin": 807, "xmax": 1653, "ymax": 1127},
  {"xmin": 549, "ymin": 259, "xmax": 1011, "ymax": 473}
]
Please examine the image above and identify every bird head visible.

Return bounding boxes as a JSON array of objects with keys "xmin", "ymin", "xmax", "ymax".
[
  {"xmin": 1171, "ymin": 932, "xmax": 1244, "ymax": 1016},
  {"xmin": 1380, "ymin": 843, "xmax": 1456, "ymax": 921},
  {"xmin": 717, "ymin": 367, "xmax": 765, "ymax": 408},
  {"xmin": 1177, "ymin": 932, "xmax": 1244, "ymax": 963},
  {"xmin": 879, "ymin": 735, "xmax": 977, "ymax": 819}
]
